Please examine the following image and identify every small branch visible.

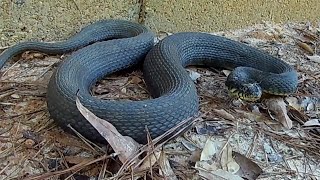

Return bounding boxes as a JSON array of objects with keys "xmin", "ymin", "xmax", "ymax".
[
  {"xmin": 138, "ymin": 0, "xmax": 147, "ymax": 24},
  {"xmin": 24, "ymin": 154, "xmax": 115, "ymax": 180},
  {"xmin": 0, "ymin": 46, "xmax": 10, "ymax": 51}
]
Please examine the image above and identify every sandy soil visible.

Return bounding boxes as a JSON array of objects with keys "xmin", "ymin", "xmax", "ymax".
[{"xmin": 1, "ymin": 0, "xmax": 319, "ymax": 46}]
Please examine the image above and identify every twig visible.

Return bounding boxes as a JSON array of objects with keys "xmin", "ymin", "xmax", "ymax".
[
  {"xmin": 0, "ymin": 46, "xmax": 9, "ymax": 51},
  {"xmin": 67, "ymin": 124, "xmax": 104, "ymax": 154},
  {"xmin": 35, "ymin": 62, "xmax": 56, "ymax": 80},
  {"xmin": 0, "ymin": 163, "xmax": 11, "ymax": 176},
  {"xmin": 69, "ymin": 0, "xmax": 82, "ymax": 16},
  {"xmin": 0, "ymin": 108, "xmax": 46, "ymax": 119},
  {"xmin": 23, "ymin": 154, "xmax": 115, "ymax": 180},
  {"xmin": 114, "ymin": 115, "xmax": 203, "ymax": 178},
  {"xmin": 1, "ymin": 59, "xmax": 22, "ymax": 77},
  {"xmin": 253, "ymin": 124, "xmax": 320, "ymax": 156},
  {"xmin": 246, "ymin": 132, "xmax": 258, "ymax": 157},
  {"xmin": 137, "ymin": 0, "xmax": 147, "ymax": 24}
]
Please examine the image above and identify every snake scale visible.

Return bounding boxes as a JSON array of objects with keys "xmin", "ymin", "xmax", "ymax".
[{"xmin": 0, "ymin": 20, "xmax": 298, "ymax": 144}]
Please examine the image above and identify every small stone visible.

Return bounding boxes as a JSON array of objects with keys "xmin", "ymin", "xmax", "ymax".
[
  {"xmin": 187, "ymin": 70, "xmax": 201, "ymax": 81},
  {"xmin": 121, "ymin": 88, "xmax": 127, "ymax": 93},
  {"xmin": 25, "ymin": 139, "xmax": 35, "ymax": 148},
  {"xmin": 11, "ymin": 94, "xmax": 20, "ymax": 99}
]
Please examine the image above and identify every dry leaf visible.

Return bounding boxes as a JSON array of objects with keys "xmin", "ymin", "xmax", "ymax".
[
  {"xmin": 21, "ymin": 52, "xmax": 45, "ymax": 60},
  {"xmin": 195, "ymin": 138, "xmax": 242, "ymax": 179},
  {"xmin": 222, "ymin": 70, "xmax": 231, "ymax": 76},
  {"xmin": 137, "ymin": 150, "xmax": 161, "ymax": 171},
  {"xmin": 233, "ymin": 152, "xmax": 262, "ymax": 180},
  {"xmin": 130, "ymin": 76, "xmax": 142, "ymax": 84},
  {"xmin": 188, "ymin": 149, "xmax": 202, "ymax": 165},
  {"xmin": 294, "ymin": 96, "xmax": 320, "ymax": 111},
  {"xmin": 50, "ymin": 131, "xmax": 95, "ymax": 151},
  {"xmin": 303, "ymin": 119, "xmax": 320, "ymax": 127},
  {"xmin": 120, "ymin": 87, "xmax": 127, "ymax": 93},
  {"xmin": 297, "ymin": 42, "xmax": 314, "ymax": 54},
  {"xmin": 200, "ymin": 138, "xmax": 222, "ymax": 161},
  {"xmin": 195, "ymin": 138, "xmax": 222, "ymax": 173},
  {"xmin": 181, "ymin": 139, "xmax": 197, "ymax": 151},
  {"xmin": 220, "ymin": 144, "xmax": 239, "ymax": 174},
  {"xmin": 265, "ymin": 98, "xmax": 292, "ymax": 129},
  {"xmin": 235, "ymin": 109, "xmax": 264, "ymax": 122},
  {"xmin": 285, "ymin": 97, "xmax": 301, "ymax": 110},
  {"xmin": 159, "ymin": 151, "xmax": 178, "ymax": 180},
  {"xmin": 287, "ymin": 108, "xmax": 308, "ymax": 125},
  {"xmin": 306, "ymin": 55, "xmax": 320, "ymax": 63},
  {"xmin": 11, "ymin": 94, "xmax": 20, "ymax": 99},
  {"xmin": 76, "ymin": 97, "xmax": 140, "ymax": 164},
  {"xmin": 157, "ymin": 31, "xmax": 173, "ymax": 41},
  {"xmin": 240, "ymin": 38, "xmax": 265, "ymax": 46},
  {"xmin": 213, "ymin": 109, "xmax": 235, "ymax": 121},
  {"xmin": 187, "ymin": 69, "xmax": 201, "ymax": 81},
  {"xmin": 197, "ymin": 168, "xmax": 244, "ymax": 180}
]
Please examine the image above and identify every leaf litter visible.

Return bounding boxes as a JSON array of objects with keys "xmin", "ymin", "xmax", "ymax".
[{"xmin": 0, "ymin": 21, "xmax": 320, "ymax": 179}]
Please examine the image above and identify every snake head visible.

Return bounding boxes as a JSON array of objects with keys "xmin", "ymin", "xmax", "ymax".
[
  {"xmin": 225, "ymin": 67, "xmax": 263, "ymax": 101},
  {"xmin": 227, "ymin": 83, "xmax": 262, "ymax": 101}
]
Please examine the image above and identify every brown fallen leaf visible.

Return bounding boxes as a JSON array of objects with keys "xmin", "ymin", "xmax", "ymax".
[
  {"xmin": 233, "ymin": 152, "xmax": 262, "ymax": 180},
  {"xmin": 265, "ymin": 98, "xmax": 292, "ymax": 129},
  {"xmin": 136, "ymin": 150, "xmax": 161, "ymax": 171},
  {"xmin": 235, "ymin": 109, "xmax": 266, "ymax": 122},
  {"xmin": 287, "ymin": 108, "xmax": 308, "ymax": 125},
  {"xmin": 129, "ymin": 76, "xmax": 142, "ymax": 84},
  {"xmin": 297, "ymin": 42, "xmax": 314, "ymax": 54},
  {"xmin": 213, "ymin": 109, "xmax": 235, "ymax": 121},
  {"xmin": 188, "ymin": 149, "xmax": 202, "ymax": 165},
  {"xmin": 21, "ymin": 51, "xmax": 45, "ymax": 60},
  {"xmin": 76, "ymin": 97, "xmax": 140, "ymax": 164},
  {"xmin": 247, "ymin": 30, "xmax": 276, "ymax": 41}
]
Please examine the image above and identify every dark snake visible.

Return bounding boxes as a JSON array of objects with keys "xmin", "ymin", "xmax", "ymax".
[{"xmin": 0, "ymin": 20, "xmax": 298, "ymax": 144}]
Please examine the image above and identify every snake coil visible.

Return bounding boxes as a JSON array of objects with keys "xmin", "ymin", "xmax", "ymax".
[{"xmin": 0, "ymin": 20, "xmax": 298, "ymax": 143}]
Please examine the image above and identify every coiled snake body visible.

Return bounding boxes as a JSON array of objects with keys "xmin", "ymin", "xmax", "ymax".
[{"xmin": 0, "ymin": 20, "xmax": 298, "ymax": 143}]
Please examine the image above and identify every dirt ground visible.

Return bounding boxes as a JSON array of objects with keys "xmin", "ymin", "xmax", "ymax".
[
  {"xmin": 1, "ymin": 1, "xmax": 320, "ymax": 180},
  {"xmin": 146, "ymin": 0, "xmax": 320, "ymax": 33},
  {"xmin": 1, "ymin": 0, "xmax": 319, "ymax": 46}
]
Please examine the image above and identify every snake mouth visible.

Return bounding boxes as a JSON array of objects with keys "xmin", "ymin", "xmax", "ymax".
[
  {"xmin": 263, "ymin": 89, "xmax": 291, "ymax": 96},
  {"xmin": 228, "ymin": 88, "xmax": 260, "ymax": 101},
  {"xmin": 227, "ymin": 83, "xmax": 262, "ymax": 101}
]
